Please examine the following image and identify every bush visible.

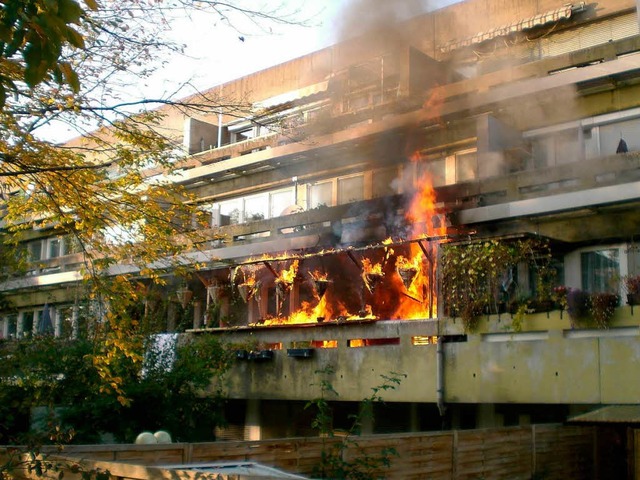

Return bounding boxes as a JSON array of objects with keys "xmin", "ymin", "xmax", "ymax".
[
  {"xmin": 590, "ymin": 293, "xmax": 619, "ymax": 328},
  {"xmin": 567, "ymin": 289, "xmax": 590, "ymax": 324}
]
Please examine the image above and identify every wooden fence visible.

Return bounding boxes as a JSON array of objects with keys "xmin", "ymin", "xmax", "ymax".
[{"xmin": 8, "ymin": 424, "xmax": 595, "ymax": 479}]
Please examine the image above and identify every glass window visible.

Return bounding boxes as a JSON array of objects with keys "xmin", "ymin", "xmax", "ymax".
[
  {"xmin": 244, "ymin": 194, "xmax": 268, "ymax": 222},
  {"xmin": 372, "ymin": 168, "xmax": 398, "ymax": 198},
  {"xmin": 21, "ymin": 311, "xmax": 34, "ymax": 337},
  {"xmin": 63, "ymin": 236, "xmax": 82, "ymax": 255},
  {"xmin": 456, "ymin": 151, "xmax": 477, "ymax": 183},
  {"xmin": 6, "ymin": 314, "xmax": 17, "ymax": 338},
  {"xmin": 48, "ymin": 238, "xmax": 61, "ymax": 258},
  {"xmin": 236, "ymin": 128, "xmax": 255, "ymax": 141},
  {"xmin": 418, "ymin": 157, "xmax": 446, "ymax": 187},
  {"xmin": 219, "ymin": 199, "xmax": 242, "ymax": 225},
  {"xmin": 59, "ymin": 306, "xmax": 74, "ymax": 339},
  {"xmin": 337, "ymin": 175, "xmax": 364, "ymax": 205},
  {"xmin": 28, "ymin": 241, "xmax": 42, "ymax": 261},
  {"xmin": 554, "ymin": 130, "xmax": 581, "ymax": 165},
  {"xmin": 270, "ymin": 189, "xmax": 294, "ymax": 218},
  {"xmin": 581, "ymin": 249, "xmax": 620, "ymax": 293},
  {"xmin": 309, "ymin": 181, "xmax": 333, "ymax": 209}
]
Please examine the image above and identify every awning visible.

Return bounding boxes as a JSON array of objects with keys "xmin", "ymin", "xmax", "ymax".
[
  {"xmin": 568, "ymin": 405, "xmax": 640, "ymax": 424},
  {"xmin": 255, "ymin": 81, "xmax": 329, "ymax": 110},
  {"xmin": 439, "ymin": 2, "xmax": 586, "ymax": 53}
]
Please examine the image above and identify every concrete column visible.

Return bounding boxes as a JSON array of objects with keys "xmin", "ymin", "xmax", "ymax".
[
  {"xmin": 244, "ymin": 399, "xmax": 262, "ymax": 441},
  {"xmin": 359, "ymin": 402, "xmax": 374, "ymax": 435},
  {"xmin": 476, "ymin": 404, "xmax": 501, "ymax": 429},
  {"xmin": 219, "ymin": 297, "xmax": 230, "ymax": 327},
  {"xmin": 167, "ymin": 302, "xmax": 177, "ymax": 332},
  {"xmin": 409, "ymin": 403, "xmax": 420, "ymax": 432},
  {"xmin": 0, "ymin": 316, "xmax": 6, "ymax": 339},
  {"xmin": 71, "ymin": 304, "xmax": 79, "ymax": 339},
  {"xmin": 16, "ymin": 311, "xmax": 24, "ymax": 338},
  {"xmin": 193, "ymin": 300, "xmax": 203, "ymax": 329},
  {"xmin": 52, "ymin": 306, "xmax": 61, "ymax": 337}
]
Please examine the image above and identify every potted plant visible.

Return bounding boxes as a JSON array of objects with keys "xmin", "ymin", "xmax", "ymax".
[
  {"xmin": 624, "ymin": 275, "xmax": 640, "ymax": 306},
  {"xmin": 552, "ymin": 285, "xmax": 569, "ymax": 317},
  {"xmin": 567, "ymin": 289, "xmax": 590, "ymax": 326},
  {"xmin": 589, "ymin": 292, "xmax": 619, "ymax": 328}
]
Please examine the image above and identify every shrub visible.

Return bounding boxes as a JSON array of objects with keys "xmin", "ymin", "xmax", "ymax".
[
  {"xmin": 590, "ymin": 292, "xmax": 619, "ymax": 328},
  {"xmin": 567, "ymin": 289, "xmax": 590, "ymax": 324}
]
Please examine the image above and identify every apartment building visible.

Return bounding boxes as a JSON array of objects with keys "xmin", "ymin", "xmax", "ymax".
[{"xmin": 2, "ymin": 0, "xmax": 640, "ymax": 448}]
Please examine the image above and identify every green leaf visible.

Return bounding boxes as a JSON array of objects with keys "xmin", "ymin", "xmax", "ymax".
[
  {"xmin": 65, "ymin": 26, "xmax": 85, "ymax": 48},
  {"xmin": 59, "ymin": 62, "xmax": 80, "ymax": 91},
  {"xmin": 58, "ymin": 0, "xmax": 84, "ymax": 23},
  {"xmin": 84, "ymin": 0, "xmax": 100, "ymax": 11}
]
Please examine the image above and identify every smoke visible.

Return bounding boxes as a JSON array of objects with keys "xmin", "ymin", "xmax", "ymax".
[{"xmin": 333, "ymin": 0, "xmax": 434, "ymax": 43}]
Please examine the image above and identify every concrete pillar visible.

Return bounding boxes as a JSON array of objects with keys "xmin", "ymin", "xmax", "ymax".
[
  {"xmin": 71, "ymin": 304, "xmax": 79, "ymax": 339},
  {"xmin": 409, "ymin": 403, "xmax": 420, "ymax": 432},
  {"xmin": 244, "ymin": 399, "xmax": 262, "ymax": 441},
  {"xmin": 359, "ymin": 402, "xmax": 374, "ymax": 435},
  {"xmin": 476, "ymin": 404, "xmax": 501, "ymax": 429},
  {"xmin": 52, "ymin": 306, "xmax": 61, "ymax": 337},
  {"xmin": 167, "ymin": 302, "xmax": 177, "ymax": 332},
  {"xmin": 16, "ymin": 311, "xmax": 25, "ymax": 338},
  {"xmin": 193, "ymin": 300, "xmax": 203, "ymax": 329},
  {"xmin": 0, "ymin": 316, "xmax": 6, "ymax": 339},
  {"xmin": 219, "ymin": 297, "xmax": 230, "ymax": 328}
]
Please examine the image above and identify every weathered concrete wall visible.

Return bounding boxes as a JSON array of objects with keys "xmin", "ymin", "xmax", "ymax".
[{"xmin": 202, "ymin": 308, "xmax": 640, "ymax": 405}]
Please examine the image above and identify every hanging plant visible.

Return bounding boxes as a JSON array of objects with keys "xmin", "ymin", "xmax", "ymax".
[
  {"xmin": 623, "ymin": 275, "xmax": 640, "ymax": 305},
  {"xmin": 441, "ymin": 237, "xmax": 555, "ymax": 330},
  {"xmin": 589, "ymin": 292, "xmax": 619, "ymax": 328},
  {"xmin": 567, "ymin": 289, "xmax": 590, "ymax": 326}
]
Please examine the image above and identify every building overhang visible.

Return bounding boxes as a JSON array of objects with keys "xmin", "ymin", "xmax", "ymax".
[
  {"xmin": 568, "ymin": 405, "xmax": 640, "ymax": 424},
  {"xmin": 457, "ymin": 180, "xmax": 640, "ymax": 225}
]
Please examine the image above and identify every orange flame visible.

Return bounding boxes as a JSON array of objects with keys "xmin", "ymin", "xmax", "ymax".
[{"xmin": 278, "ymin": 260, "xmax": 299, "ymax": 285}]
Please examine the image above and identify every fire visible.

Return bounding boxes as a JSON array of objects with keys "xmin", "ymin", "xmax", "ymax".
[
  {"xmin": 228, "ymin": 83, "xmax": 449, "ymax": 328},
  {"xmin": 361, "ymin": 257, "xmax": 384, "ymax": 293},
  {"xmin": 278, "ymin": 260, "xmax": 299, "ymax": 285}
]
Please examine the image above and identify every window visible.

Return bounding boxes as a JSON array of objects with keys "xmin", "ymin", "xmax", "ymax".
[
  {"xmin": 219, "ymin": 199, "xmax": 242, "ymax": 225},
  {"xmin": 21, "ymin": 311, "xmax": 34, "ymax": 337},
  {"xmin": 244, "ymin": 194, "xmax": 269, "ymax": 222},
  {"xmin": 28, "ymin": 241, "xmax": 42, "ymax": 261},
  {"xmin": 372, "ymin": 168, "xmax": 398, "ymax": 198},
  {"xmin": 5, "ymin": 314, "xmax": 17, "ymax": 338},
  {"xmin": 63, "ymin": 236, "xmax": 82, "ymax": 255},
  {"xmin": 581, "ymin": 249, "xmax": 620, "ymax": 293},
  {"xmin": 269, "ymin": 189, "xmax": 295, "ymax": 218},
  {"xmin": 337, "ymin": 175, "xmax": 364, "ymax": 205},
  {"xmin": 309, "ymin": 181, "xmax": 333, "ymax": 209},
  {"xmin": 418, "ymin": 157, "xmax": 447, "ymax": 187},
  {"xmin": 456, "ymin": 151, "xmax": 477, "ymax": 182},
  {"xmin": 48, "ymin": 238, "xmax": 61, "ymax": 258}
]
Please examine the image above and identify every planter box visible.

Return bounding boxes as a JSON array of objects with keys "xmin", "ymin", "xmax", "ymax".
[
  {"xmin": 248, "ymin": 350, "xmax": 275, "ymax": 361},
  {"xmin": 287, "ymin": 348, "xmax": 314, "ymax": 358}
]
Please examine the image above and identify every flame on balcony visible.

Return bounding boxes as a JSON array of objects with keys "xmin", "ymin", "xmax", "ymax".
[
  {"xmin": 225, "ymin": 84, "xmax": 449, "ymax": 328},
  {"xmin": 362, "ymin": 258, "xmax": 384, "ymax": 293}
]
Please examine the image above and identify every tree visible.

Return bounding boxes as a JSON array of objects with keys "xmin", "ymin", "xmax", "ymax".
[{"xmin": 0, "ymin": 0, "xmax": 306, "ymax": 414}]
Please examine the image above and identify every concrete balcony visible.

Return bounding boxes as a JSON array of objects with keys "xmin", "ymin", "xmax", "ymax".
[{"xmin": 196, "ymin": 306, "xmax": 640, "ymax": 406}]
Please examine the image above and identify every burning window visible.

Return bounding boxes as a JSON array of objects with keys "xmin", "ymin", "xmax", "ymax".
[
  {"xmin": 347, "ymin": 337, "xmax": 400, "ymax": 348},
  {"xmin": 411, "ymin": 335, "xmax": 438, "ymax": 346}
]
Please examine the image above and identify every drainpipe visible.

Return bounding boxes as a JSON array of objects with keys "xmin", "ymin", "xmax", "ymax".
[
  {"xmin": 217, "ymin": 111, "xmax": 223, "ymax": 148},
  {"xmin": 436, "ymin": 336, "xmax": 446, "ymax": 417}
]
